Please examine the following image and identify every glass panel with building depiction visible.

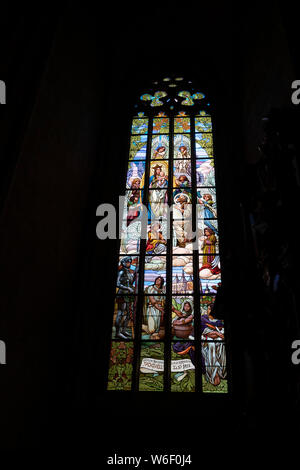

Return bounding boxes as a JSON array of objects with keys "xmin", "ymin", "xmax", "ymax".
[{"xmin": 195, "ymin": 114, "xmax": 212, "ymax": 133}]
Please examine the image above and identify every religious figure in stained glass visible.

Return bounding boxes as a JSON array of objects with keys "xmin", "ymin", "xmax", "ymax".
[
  {"xmin": 171, "ymin": 297, "xmax": 194, "ymax": 339},
  {"xmin": 143, "ymin": 276, "xmax": 166, "ymax": 340},
  {"xmin": 149, "ymin": 162, "xmax": 168, "ymax": 188},
  {"xmin": 148, "ymin": 189, "xmax": 168, "ymax": 219},
  {"xmin": 201, "ymin": 303, "xmax": 226, "ymax": 389},
  {"xmin": 152, "ymin": 146, "xmax": 167, "ymax": 159},
  {"xmin": 106, "ymin": 77, "xmax": 228, "ymax": 394},
  {"xmin": 146, "ymin": 222, "xmax": 167, "ymax": 255}
]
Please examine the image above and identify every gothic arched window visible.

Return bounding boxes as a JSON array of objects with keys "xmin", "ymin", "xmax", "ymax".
[{"xmin": 106, "ymin": 77, "xmax": 228, "ymax": 393}]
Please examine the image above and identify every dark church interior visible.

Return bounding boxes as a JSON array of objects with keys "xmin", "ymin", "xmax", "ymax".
[{"xmin": 1, "ymin": 0, "xmax": 300, "ymax": 457}]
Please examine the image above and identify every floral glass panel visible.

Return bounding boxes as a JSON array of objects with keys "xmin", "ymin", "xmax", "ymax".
[
  {"xmin": 195, "ymin": 116, "xmax": 212, "ymax": 133},
  {"xmin": 153, "ymin": 116, "xmax": 169, "ymax": 134},
  {"xmin": 131, "ymin": 118, "xmax": 149, "ymax": 135},
  {"xmin": 172, "ymin": 256, "xmax": 194, "ymax": 294},
  {"xmin": 174, "ymin": 117, "xmax": 190, "ymax": 133},
  {"xmin": 129, "ymin": 135, "xmax": 148, "ymax": 160},
  {"xmin": 139, "ymin": 342, "xmax": 164, "ymax": 391},
  {"xmin": 107, "ymin": 342, "xmax": 134, "ymax": 391},
  {"xmin": 195, "ymin": 133, "xmax": 213, "ymax": 158}
]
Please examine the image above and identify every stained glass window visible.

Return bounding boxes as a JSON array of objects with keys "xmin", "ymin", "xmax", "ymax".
[{"xmin": 107, "ymin": 77, "xmax": 228, "ymax": 393}]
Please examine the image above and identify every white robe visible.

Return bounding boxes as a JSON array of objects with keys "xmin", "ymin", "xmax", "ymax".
[
  {"xmin": 144, "ymin": 285, "xmax": 165, "ymax": 334},
  {"xmin": 201, "ymin": 326, "xmax": 226, "ymax": 384}
]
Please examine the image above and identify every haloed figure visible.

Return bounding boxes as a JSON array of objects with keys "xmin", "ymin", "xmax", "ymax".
[
  {"xmin": 201, "ymin": 228, "xmax": 220, "ymax": 274},
  {"xmin": 177, "ymin": 145, "xmax": 190, "ymax": 159},
  {"xmin": 153, "ymin": 146, "xmax": 166, "ymax": 159}
]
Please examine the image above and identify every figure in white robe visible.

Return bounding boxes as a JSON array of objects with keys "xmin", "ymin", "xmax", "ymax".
[
  {"xmin": 143, "ymin": 277, "xmax": 165, "ymax": 339},
  {"xmin": 201, "ymin": 306, "xmax": 226, "ymax": 386},
  {"xmin": 173, "ymin": 194, "xmax": 193, "ymax": 247}
]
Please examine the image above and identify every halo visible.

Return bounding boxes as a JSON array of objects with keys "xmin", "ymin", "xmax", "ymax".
[
  {"xmin": 151, "ymin": 160, "xmax": 168, "ymax": 174},
  {"xmin": 174, "ymin": 192, "xmax": 191, "ymax": 204}
]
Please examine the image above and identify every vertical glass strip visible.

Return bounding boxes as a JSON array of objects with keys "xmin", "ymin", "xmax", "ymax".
[
  {"xmin": 107, "ymin": 115, "xmax": 148, "ymax": 391},
  {"xmin": 153, "ymin": 116, "xmax": 169, "ymax": 134},
  {"xmin": 139, "ymin": 342, "xmax": 164, "ymax": 391},
  {"xmin": 107, "ymin": 341, "xmax": 134, "ymax": 391},
  {"xmin": 173, "ymin": 134, "xmax": 192, "ymax": 160},
  {"xmin": 171, "ymin": 341, "xmax": 195, "ymax": 392}
]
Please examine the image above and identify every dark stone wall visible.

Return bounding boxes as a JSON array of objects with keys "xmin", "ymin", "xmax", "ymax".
[
  {"xmin": 239, "ymin": 1, "xmax": 295, "ymax": 164},
  {"xmin": 0, "ymin": 5, "xmax": 104, "ymax": 447}
]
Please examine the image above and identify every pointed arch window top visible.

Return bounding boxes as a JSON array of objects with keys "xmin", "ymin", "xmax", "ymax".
[
  {"xmin": 140, "ymin": 91, "xmax": 168, "ymax": 107},
  {"xmin": 139, "ymin": 78, "xmax": 207, "ymax": 111},
  {"xmin": 178, "ymin": 91, "xmax": 205, "ymax": 106}
]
